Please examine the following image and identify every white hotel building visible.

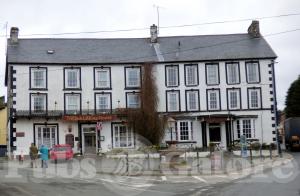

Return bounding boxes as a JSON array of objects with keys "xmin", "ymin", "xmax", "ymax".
[{"xmin": 5, "ymin": 21, "xmax": 278, "ymax": 154}]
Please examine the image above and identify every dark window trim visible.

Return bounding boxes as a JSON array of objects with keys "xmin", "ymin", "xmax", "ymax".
[
  {"xmin": 225, "ymin": 62, "xmax": 241, "ymax": 85},
  {"xmin": 29, "ymin": 92, "xmax": 48, "ymax": 114},
  {"xmin": 226, "ymin": 88, "xmax": 242, "ymax": 111},
  {"xmin": 185, "ymin": 89, "xmax": 200, "ymax": 112},
  {"xmin": 184, "ymin": 64, "xmax": 199, "ymax": 87},
  {"xmin": 33, "ymin": 123, "xmax": 59, "ymax": 146},
  {"xmin": 125, "ymin": 91, "xmax": 141, "ymax": 108},
  {"xmin": 93, "ymin": 66, "xmax": 112, "ymax": 90},
  {"xmin": 205, "ymin": 63, "xmax": 220, "ymax": 86},
  {"xmin": 64, "ymin": 92, "xmax": 82, "ymax": 114},
  {"xmin": 94, "ymin": 92, "xmax": 112, "ymax": 113},
  {"xmin": 206, "ymin": 88, "xmax": 221, "ymax": 111},
  {"xmin": 165, "ymin": 64, "xmax": 180, "ymax": 87},
  {"xmin": 245, "ymin": 61, "xmax": 261, "ymax": 84},
  {"xmin": 63, "ymin": 67, "xmax": 82, "ymax": 90},
  {"xmin": 29, "ymin": 66, "xmax": 48, "ymax": 90},
  {"xmin": 166, "ymin": 90, "xmax": 181, "ymax": 112},
  {"xmin": 124, "ymin": 66, "xmax": 142, "ymax": 90},
  {"xmin": 247, "ymin": 87, "xmax": 262, "ymax": 109}
]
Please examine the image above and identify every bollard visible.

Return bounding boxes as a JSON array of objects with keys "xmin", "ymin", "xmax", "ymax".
[
  {"xmin": 126, "ymin": 152, "xmax": 129, "ymax": 173},
  {"xmin": 159, "ymin": 154, "xmax": 162, "ymax": 172},
  {"xmin": 269, "ymin": 145, "xmax": 272, "ymax": 160},
  {"xmin": 147, "ymin": 153, "xmax": 150, "ymax": 171},
  {"xmin": 260, "ymin": 144, "xmax": 263, "ymax": 162},
  {"xmin": 250, "ymin": 147, "xmax": 253, "ymax": 166},
  {"xmin": 197, "ymin": 151, "xmax": 200, "ymax": 173}
]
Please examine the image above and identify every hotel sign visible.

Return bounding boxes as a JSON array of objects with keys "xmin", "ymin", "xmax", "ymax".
[{"xmin": 63, "ymin": 115, "xmax": 117, "ymax": 122}]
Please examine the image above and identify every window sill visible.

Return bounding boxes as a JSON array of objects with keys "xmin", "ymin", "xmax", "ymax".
[
  {"xmin": 94, "ymin": 88, "xmax": 112, "ymax": 90},
  {"xmin": 29, "ymin": 88, "xmax": 48, "ymax": 91},
  {"xmin": 63, "ymin": 88, "xmax": 82, "ymax": 91}
]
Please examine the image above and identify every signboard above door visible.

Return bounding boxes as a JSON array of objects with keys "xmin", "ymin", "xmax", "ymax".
[{"xmin": 63, "ymin": 115, "xmax": 117, "ymax": 122}]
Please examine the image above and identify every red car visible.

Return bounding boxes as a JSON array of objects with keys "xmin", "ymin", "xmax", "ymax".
[{"xmin": 50, "ymin": 144, "xmax": 73, "ymax": 162}]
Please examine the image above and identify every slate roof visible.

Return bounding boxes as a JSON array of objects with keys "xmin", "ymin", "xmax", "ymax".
[{"xmin": 6, "ymin": 33, "xmax": 277, "ymax": 64}]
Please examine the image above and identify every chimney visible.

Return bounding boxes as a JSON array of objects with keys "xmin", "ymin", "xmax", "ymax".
[
  {"xmin": 150, "ymin": 24, "xmax": 158, "ymax": 43},
  {"xmin": 10, "ymin": 27, "xmax": 19, "ymax": 44},
  {"xmin": 248, "ymin": 20, "xmax": 260, "ymax": 38}
]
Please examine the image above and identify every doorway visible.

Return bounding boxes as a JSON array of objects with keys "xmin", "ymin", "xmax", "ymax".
[
  {"xmin": 209, "ymin": 124, "xmax": 221, "ymax": 142},
  {"xmin": 82, "ymin": 126, "xmax": 97, "ymax": 154}
]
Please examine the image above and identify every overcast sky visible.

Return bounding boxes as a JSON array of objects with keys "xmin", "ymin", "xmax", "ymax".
[{"xmin": 0, "ymin": 0, "xmax": 300, "ymax": 109}]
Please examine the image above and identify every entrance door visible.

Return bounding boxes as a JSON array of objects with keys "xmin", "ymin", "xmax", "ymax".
[
  {"xmin": 82, "ymin": 126, "xmax": 97, "ymax": 154},
  {"xmin": 209, "ymin": 124, "xmax": 221, "ymax": 142}
]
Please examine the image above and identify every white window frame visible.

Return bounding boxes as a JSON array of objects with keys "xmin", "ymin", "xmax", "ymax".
[
  {"xmin": 125, "ymin": 67, "xmax": 140, "ymax": 88},
  {"xmin": 65, "ymin": 68, "xmax": 80, "ymax": 89},
  {"xmin": 185, "ymin": 64, "xmax": 198, "ymax": 86},
  {"xmin": 166, "ymin": 65, "xmax": 179, "ymax": 87},
  {"xmin": 227, "ymin": 89, "xmax": 241, "ymax": 110},
  {"xmin": 248, "ymin": 88, "xmax": 261, "ymax": 109},
  {"xmin": 113, "ymin": 124, "xmax": 134, "ymax": 148},
  {"xmin": 167, "ymin": 91, "xmax": 180, "ymax": 112},
  {"xmin": 30, "ymin": 67, "xmax": 47, "ymax": 89},
  {"xmin": 95, "ymin": 68, "xmax": 111, "ymax": 89},
  {"xmin": 246, "ymin": 62, "xmax": 260, "ymax": 83},
  {"xmin": 206, "ymin": 64, "xmax": 219, "ymax": 85},
  {"xmin": 236, "ymin": 119, "xmax": 255, "ymax": 139},
  {"xmin": 207, "ymin": 89, "xmax": 220, "ymax": 110},
  {"xmin": 176, "ymin": 121, "xmax": 193, "ymax": 141},
  {"xmin": 35, "ymin": 125, "xmax": 57, "ymax": 149},
  {"xmin": 186, "ymin": 90, "xmax": 199, "ymax": 111},
  {"xmin": 31, "ymin": 94, "xmax": 47, "ymax": 113},
  {"xmin": 226, "ymin": 62, "xmax": 240, "ymax": 84},
  {"xmin": 95, "ymin": 93, "xmax": 111, "ymax": 113},
  {"xmin": 65, "ymin": 94, "xmax": 81, "ymax": 114},
  {"xmin": 126, "ymin": 93, "xmax": 140, "ymax": 108}
]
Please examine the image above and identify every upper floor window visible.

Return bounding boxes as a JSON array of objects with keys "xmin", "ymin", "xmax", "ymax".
[
  {"xmin": 64, "ymin": 68, "xmax": 81, "ymax": 89},
  {"xmin": 30, "ymin": 93, "xmax": 47, "ymax": 113},
  {"xmin": 126, "ymin": 92, "xmax": 140, "ymax": 108},
  {"xmin": 166, "ymin": 65, "xmax": 179, "ymax": 87},
  {"xmin": 236, "ymin": 119, "xmax": 255, "ymax": 139},
  {"xmin": 186, "ymin": 90, "xmax": 199, "ymax": 111},
  {"xmin": 125, "ymin": 67, "xmax": 141, "ymax": 88},
  {"xmin": 166, "ymin": 90, "xmax": 180, "ymax": 112},
  {"xmin": 227, "ymin": 88, "xmax": 241, "ymax": 110},
  {"xmin": 94, "ymin": 67, "xmax": 111, "ymax": 89},
  {"xmin": 30, "ymin": 67, "xmax": 47, "ymax": 89},
  {"xmin": 246, "ymin": 62, "xmax": 260, "ymax": 83},
  {"xmin": 65, "ymin": 94, "xmax": 81, "ymax": 114},
  {"xmin": 226, "ymin": 62, "xmax": 240, "ymax": 84},
  {"xmin": 248, "ymin": 88, "xmax": 261, "ymax": 109},
  {"xmin": 185, "ymin": 64, "xmax": 198, "ymax": 86},
  {"xmin": 95, "ymin": 93, "xmax": 111, "ymax": 113},
  {"xmin": 205, "ymin": 63, "xmax": 219, "ymax": 85},
  {"xmin": 207, "ymin": 89, "xmax": 220, "ymax": 110}
]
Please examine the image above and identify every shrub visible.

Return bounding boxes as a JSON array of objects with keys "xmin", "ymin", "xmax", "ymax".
[{"xmin": 251, "ymin": 142, "xmax": 261, "ymax": 151}]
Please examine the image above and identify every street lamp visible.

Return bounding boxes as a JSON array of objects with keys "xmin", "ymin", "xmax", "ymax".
[{"xmin": 168, "ymin": 117, "xmax": 176, "ymax": 142}]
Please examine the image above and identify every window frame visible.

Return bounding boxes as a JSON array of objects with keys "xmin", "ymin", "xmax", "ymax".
[
  {"xmin": 185, "ymin": 90, "xmax": 200, "ymax": 111},
  {"xmin": 245, "ymin": 61, "xmax": 261, "ymax": 84},
  {"xmin": 165, "ymin": 65, "xmax": 180, "ymax": 87},
  {"xmin": 94, "ymin": 67, "xmax": 112, "ymax": 90},
  {"xmin": 112, "ymin": 124, "xmax": 134, "ymax": 148},
  {"xmin": 30, "ymin": 93, "xmax": 48, "ymax": 114},
  {"xmin": 94, "ymin": 92, "xmax": 112, "ymax": 114},
  {"xmin": 63, "ymin": 67, "xmax": 81, "ymax": 90},
  {"xmin": 205, "ymin": 63, "xmax": 220, "ymax": 85},
  {"xmin": 176, "ymin": 121, "xmax": 193, "ymax": 141},
  {"xmin": 33, "ymin": 123, "xmax": 59, "ymax": 149},
  {"xmin": 247, "ymin": 87, "xmax": 262, "ymax": 109},
  {"xmin": 126, "ymin": 92, "xmax": 140, "ymax": 109},
  {"xmin": 124, "ymin": 66, "xmax": 141, "ymax": 89},
  {"xmin": 64, "ymin": 93, "xmax": 82, "ymax": 114},
  {"xmin": 225, "ymin": 62, "xmax": 240, "ymax": 85},
  {"xmin": 226, "ymin": 88, "xmax": 241, "ymax": 110},
  {"xmin": 235, "ymin": 119, "xmax": 255, "ymax": 139},
  {"xmin": 29, "ymin": 67, "xmax": 48, "ymax": 90},
  {"xmin": 166, "ymin": 90, "xmax": 181, "ymax": 112},
  {"xmin": 184, "ymin": 64, "xmax": 199, "ymax": 87},
  {"xmin": 206, "ymin": 89, "xmax": 221, "ymax": 111}
]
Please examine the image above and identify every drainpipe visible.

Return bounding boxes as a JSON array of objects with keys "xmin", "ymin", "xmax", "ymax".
[{"xmin": 271, "ymin": 60, "xmax": 282, "ymax": 157}]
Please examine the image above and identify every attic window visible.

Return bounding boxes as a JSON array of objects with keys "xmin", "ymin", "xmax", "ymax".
[{"xmin": 47, "ymin": 50, "xmax": 55, "ymax": 54}]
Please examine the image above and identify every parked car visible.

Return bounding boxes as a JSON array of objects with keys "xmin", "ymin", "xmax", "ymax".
[{"xmin": 50, "ymin": 144, "xmax": 73, "ymax": 162}]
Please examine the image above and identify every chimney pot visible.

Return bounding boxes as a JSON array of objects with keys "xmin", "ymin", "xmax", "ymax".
[
  {"xmin": 150, "ymin": 24, "xmax": 158, "ymax": 43},
  {"xmin": 248, "ymin": 20, "xmax": 260, "ymax": 38},
  {"xmin": 10, "ymin": 27, "xmax": 19, "ymax": 44}
]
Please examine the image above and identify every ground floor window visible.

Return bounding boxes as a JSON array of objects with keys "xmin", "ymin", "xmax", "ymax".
[
  {"xmin": 35, "ymin": 125, "xmax": 57, "ymax": 148},
  {"xmin": 113, "ymin": 124, "xmax": 133, "ymax": 148},
  {"xmin": 236, "ymin": 119, "xmax": 255, "ymax": 139},
  {"xmin": 175, "ymin": 121, "xmax": 193, "ymax": 141}
]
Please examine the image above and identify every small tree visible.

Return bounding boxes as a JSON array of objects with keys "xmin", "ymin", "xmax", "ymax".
[{"xmin": 285, "ymin": 75, "xmax": 300, "ymax": 118}]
